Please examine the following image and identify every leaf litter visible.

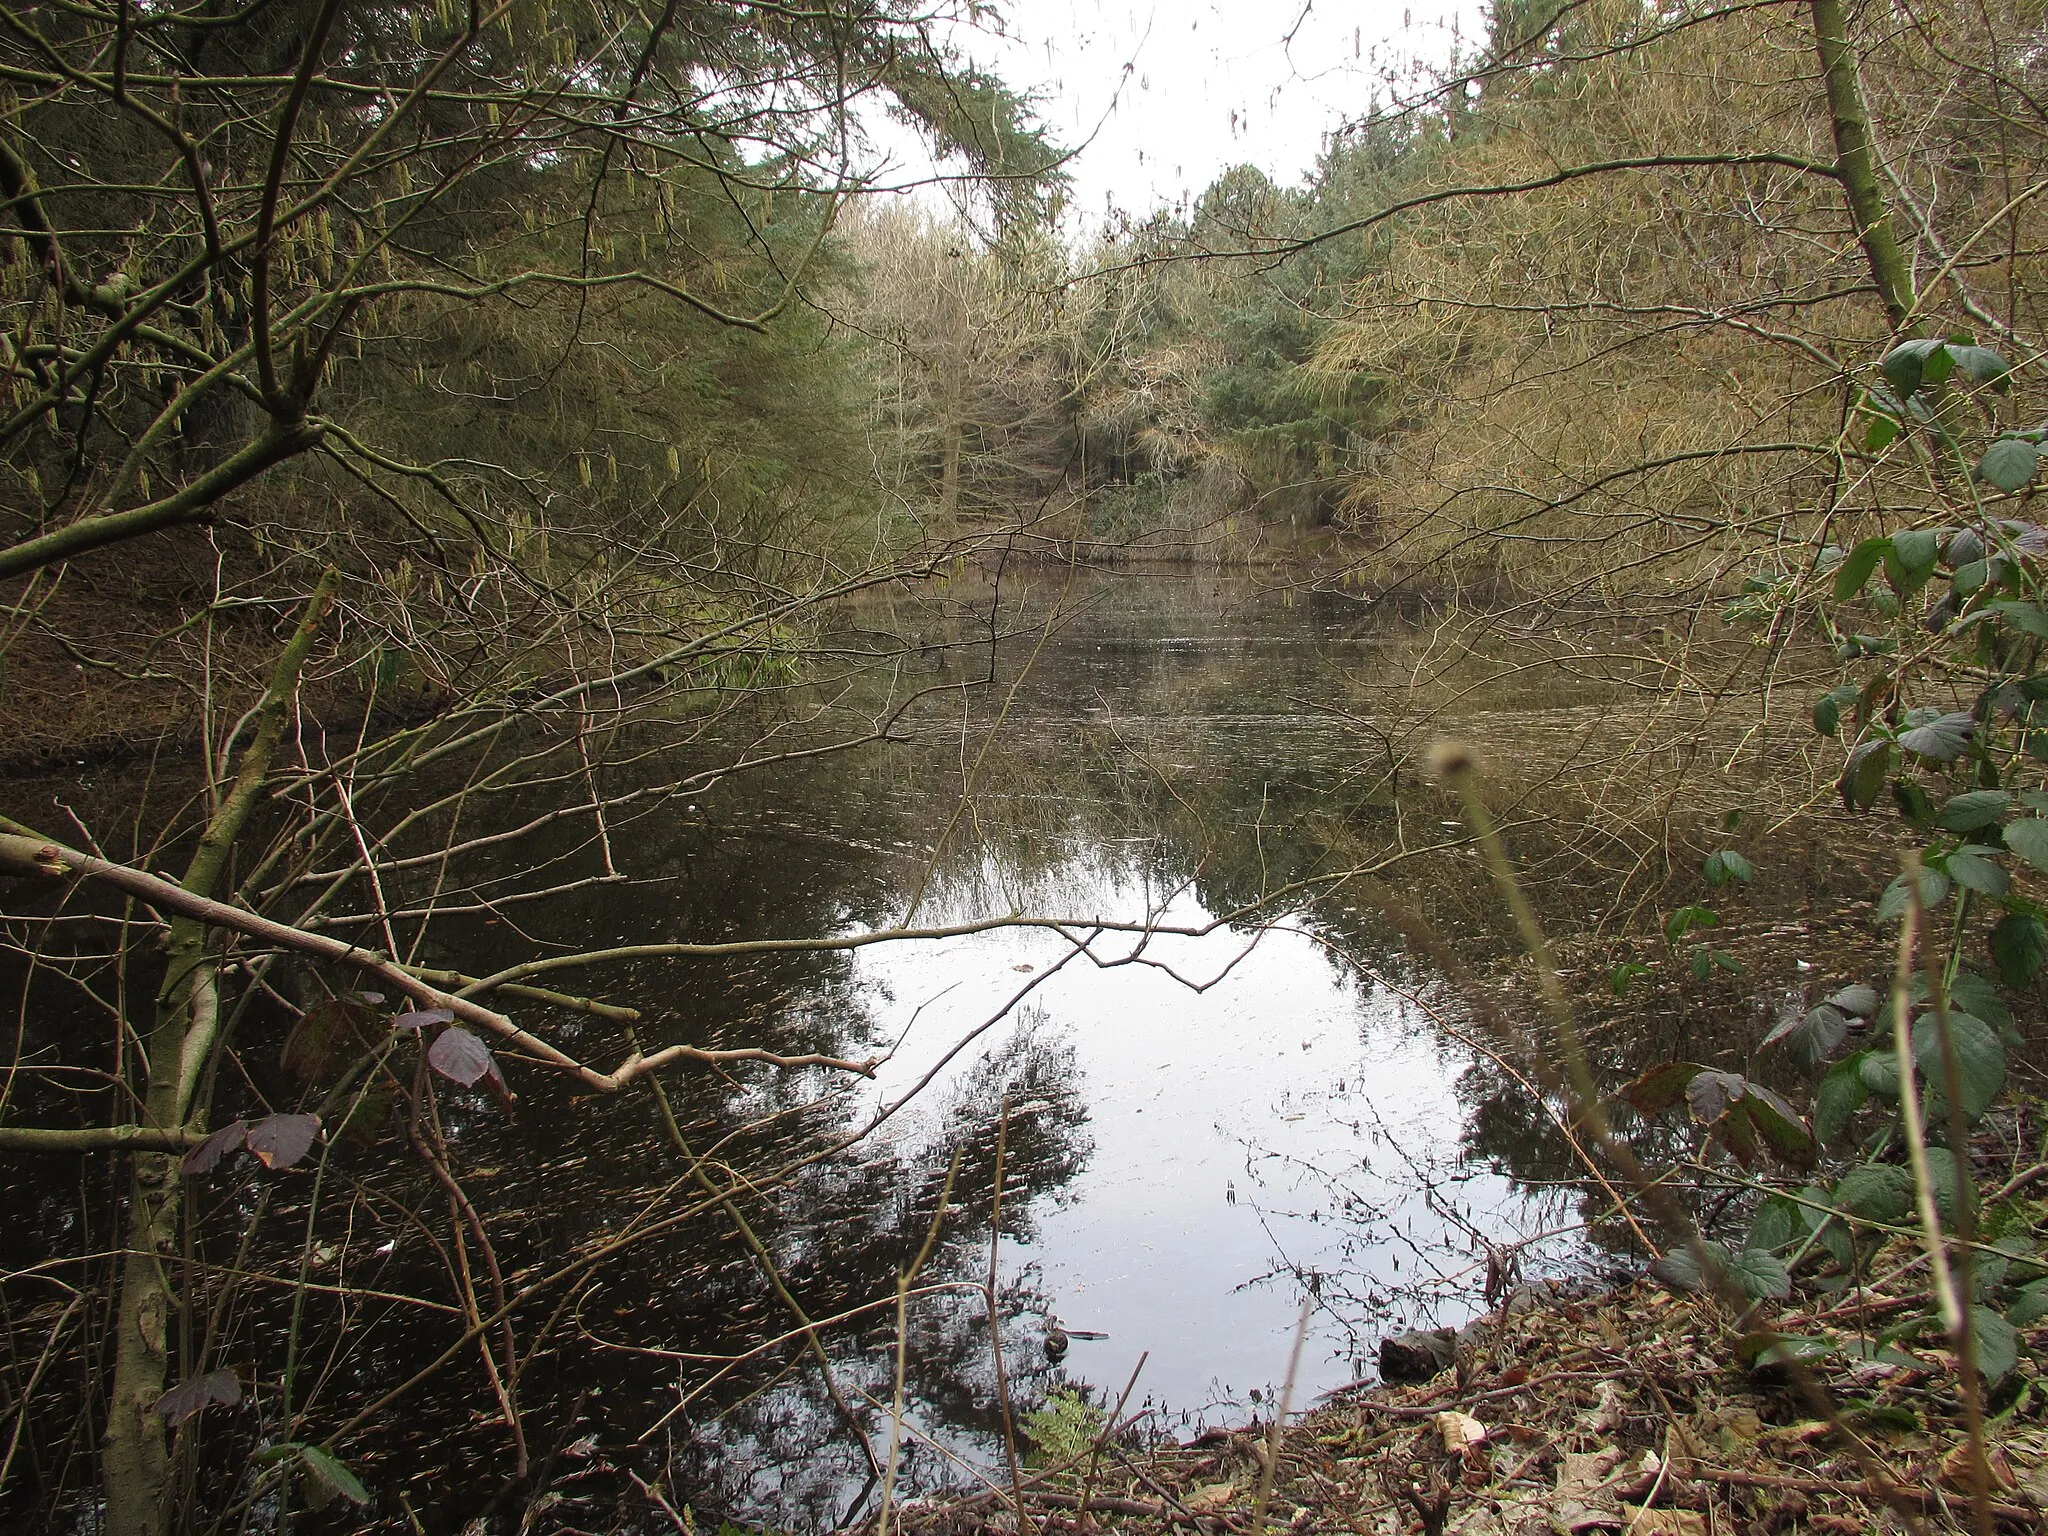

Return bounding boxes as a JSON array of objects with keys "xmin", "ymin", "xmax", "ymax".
[{"xmin": 889, "ymin": 1276, "xmax": 2048, "ymax": 1536}]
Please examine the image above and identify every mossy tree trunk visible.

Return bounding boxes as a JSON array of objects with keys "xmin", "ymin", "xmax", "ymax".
[
  {"xmin": 102, "ymin": 573, "xmax": 337, "ymax": 1536},
  {"xmin": 1809, "ymin": 0, "xmax": 1917, "ymax": 332}
]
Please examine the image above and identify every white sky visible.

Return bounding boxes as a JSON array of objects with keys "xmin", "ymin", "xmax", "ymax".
[{"xmin": 878, "ymin": 0, "xmax": 1479, "ymax": 227}]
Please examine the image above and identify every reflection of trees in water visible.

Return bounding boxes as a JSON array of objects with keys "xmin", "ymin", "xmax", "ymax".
[
  {"xmin": 647, "ymin": 1010, "xmax": 1093, "ymax": 1525},
  {"xmin": 7, "ymin": 570, "xmax": 1860, "ymax": 1529},
  {"xmin": 1220, "ymin": 1077, "xmax": 1581, "ymax": 1381},
  {"xmin": 65, "ymin": 1002, "xmax": 1094, "ymax": 1533},
  {"xmin": 0, "ymin": 704, "xmax": 1107, "ymax": 1533}
]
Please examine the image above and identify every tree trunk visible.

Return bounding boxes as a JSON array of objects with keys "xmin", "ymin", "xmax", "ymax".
[
  {"xmin": 938, "ymin": 379, "xmax": 963, "ymax": 527},
  {"xmin": 1809, "ymin": 0, "xmax": 1916, "ymax": 331},
  {"xmin": 102, "ymin": 573, "xmax": 336, "ymax": 1536}
]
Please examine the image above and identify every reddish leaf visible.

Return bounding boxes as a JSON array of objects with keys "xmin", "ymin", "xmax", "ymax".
[
  {"xmin": 1615, "ymin": 1061, "xmax": 1708, "ymax": 1115},
  {"xmin": 1687, "ymin": 1069, "xmax": 1748, "ymax": 1125},
  {"xmin": 1741, "ymin": 1084, "xmax": 1820, "ymax": 1168},
  {"xmin": 392, "ymin": 1007, "xmax": 454, "ymax": 1031},
  {"xmin": 427, "ymin": 1026, "xmax": 499, "ymax": 1088},
  {"xmin": 151, "ymin": 1368, "xmax": 241, "ymax": 1423},
  {"xmin": 244, "ymin": 1113, "xmax": 322, "ymax": 1170},
  {"xmin": 182, "ymin": 1120, "xmax": 248, "ymax": 1177},
  {"xmin": 1711, "ymin": 1101, "xmax": 1762, "ymax": 1167}
]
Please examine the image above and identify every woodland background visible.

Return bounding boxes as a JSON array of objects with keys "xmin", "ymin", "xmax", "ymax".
[{"xmin": 4, "ymin": 0, "xmax": 2048, "ymax": 1528}]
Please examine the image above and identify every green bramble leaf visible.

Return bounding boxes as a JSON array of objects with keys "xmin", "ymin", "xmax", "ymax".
[
  {"xmin": 1877, "ymin": 866, "xmax": 1949, "ymax": 922},
  {"xmin": 1882, "ymin": 337, "xmax": 1954, "ymax": 399},
  {"xmin": 2003, "ymin": 817, "xmax": 2048, "ymax": 872},
  {"xmin": 1937, "ymin": 790, "xmax": 2012, "ymax": 832},
  {"xmin": 1944, "ymin": 846, "xmax": 2010, "ymax": 897},
  {"xmin": 1834, "ymin": 537, "xmax": 1889, "ymax": 601},
  {"xmin": 1761, "ymin": 1002, "xmax": 1851, "ymax": 1068},
  {"xmin": 1977, "ymin": 601, "xmax": 2048, "ymax": 639},
  {"xmin": 1815, "ymin": 1053, "xmax": 1869, "ymax": 1144},
  {"xmin": 1610, "ymin": 961, "xmax": 1651, "ymax": 997},
  {"xmin": 1892, "ymin": 527, "xmax": 1941, "ymax": 573},
  {"xmin": 1974, "ymin": 1309, "xmax": 2020, "ymax": 1386},
  {"xmin": 1840, "ymin": 739, "xmax": 1893, "ymax": 810},
  {"xmin": 1946, "ymin": 342, "xmax": 2012, "ymax": 389},
  {"xmin": 1991, "ymin": 911, "xmax": 2047, "ymax": 987},
  {"xmin": 1948, "ymin": 969, "xmax": 2013, "ymax": 1034},
  {"xmin": 1704, "ymin": 849, "xmax": 1755, "ymax": 886},
  {"xmin": 297, "ymin": 1445, "xmax": 371, "ymax": 1506},
  {"xmin": 1665, "ymin": 904, "xmax": 1717, "ymax": 944},
  {"xmin": 1813, "ymin": 682, "xmax": 1860, "ymax": 737},
  {"xmin": 2006, "ymin": 1281, "xmax": 2048, "ymax": 1326},
  {"xmin": 1980, "ymin": 437, "xmax": 2041, "ymax": 494},
  {"xmin": 1749, "ymin": 1195, "xmax": 1805, "ymax": 1255},
  {"xmin": 1725, "ymin": 1247, "xmax": 1793, "ymax": 1300},
  {"xmin": 1912, "ymin": 1012, "xmax": 2006, "ymax": 1122},
  {"xmin": 1833, "ymin": 1162, "xmax": 1913, "ymax": 1225},
  {"xmin": 1897, "ymin": 709, "xmax": 1975, "ymax": 761}
]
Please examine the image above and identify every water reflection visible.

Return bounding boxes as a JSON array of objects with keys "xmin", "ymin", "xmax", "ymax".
[
  {"xmin": 8, "ymin": 566, "xmax": 1820, "ymax": 1533},
  {"xmin": 854, "ymin": 863, "xmax": 1565, "ymax": 1421}
]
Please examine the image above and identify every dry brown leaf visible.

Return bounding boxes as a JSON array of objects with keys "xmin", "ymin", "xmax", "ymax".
[
  {"xmin": 1609, "ymin": 1449, "xmax": 1662, "ymax": 1501},
  {"xmin": 1760, "ymin": 1419, "xmax": 1831, "ymax": 1446},
  {"xmin": 1550, "ymin": 1447, "xmax": 1627, "ymax": 1533},
  {"xmin": 1620, "ymin": 1508, "xmax": 1704, "ymax": 1536},
  {"xmin": 1553, "ymin": 1447, "xmax": 1624, "ymax": 1500},
  {"xmin": 1437, "ymin": 1410, "xmax": 1489, "ymax": 1452},
  {"xmin": 1582, "ymin": 1380, "xmax": 1626, "ymax": 1433},
  {"xmin": 2019, "ymin": 1460, "xmax": 2048, "ymax": 1505},
  {"xmin": 1938, "ymin": 1439, "xmax": 2018, "ymax": 1493}
]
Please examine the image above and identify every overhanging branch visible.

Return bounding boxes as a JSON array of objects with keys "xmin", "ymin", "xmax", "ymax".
[{"xmin": 0, "ymin": 832, "xmax": 879, "ymax": 1090}]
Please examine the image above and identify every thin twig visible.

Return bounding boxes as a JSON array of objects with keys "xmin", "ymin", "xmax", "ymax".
[{"xmin": 880, "ymin": 1147, "xmax": 964, "ymax": 1536}]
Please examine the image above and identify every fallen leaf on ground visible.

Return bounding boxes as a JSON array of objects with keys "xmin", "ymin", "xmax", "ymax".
[
  {"xmin": 1582, "ymin": 1380, "xmax": 1626, "ymax": 1433},
  {"xmin": 1939, "ymin": 1438, "xmax": 2018, "ymax": 1492},
  {"xmin": 1609, "ymin": 1449, "xmax": 1662, "ymax": 1500},
  {"xmin": 1437, "ymin": 1410, "xmax": 1489, "ymax": 1451},
  {"xmin": 1621, "ymin": 1508, "xmax": 1704, "ymax": 1536}
]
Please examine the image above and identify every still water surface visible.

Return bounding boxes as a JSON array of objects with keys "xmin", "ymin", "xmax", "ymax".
[
  {"xmin": 623, "ymin": 566, "xmax": 1585, "ymax": 1508},
  {"xmin": 0, "ymin": 561, "xmax": 1874, "ymax": 1531}
]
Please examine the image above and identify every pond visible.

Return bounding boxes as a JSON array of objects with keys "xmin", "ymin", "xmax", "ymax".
[
  {"xmin": 529, "ymin": 563, "xmax": 1596, "ymax": 1521},
  {"xmin": 8, "ymin": 560, "xmax": 1872, "ymax": 1532}
]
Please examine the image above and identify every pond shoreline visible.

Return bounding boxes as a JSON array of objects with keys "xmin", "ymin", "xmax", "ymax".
[{"xmin": 891, "ymin": 1269, "xmax": 2048, "ymax": 1536}]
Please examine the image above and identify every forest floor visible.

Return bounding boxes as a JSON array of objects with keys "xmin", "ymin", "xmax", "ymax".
[{"xmin": 894, "ymin": 1273, "xmax": 2048, "ymax": 1536}]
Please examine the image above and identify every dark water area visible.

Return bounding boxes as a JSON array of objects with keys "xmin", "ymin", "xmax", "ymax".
[
  {"xmin": 0, "ymin": 564, "xmax": 1884, "ymax": 1532},
  {"xmin": 457, "ymin": 566, "xmax": 1586, "ymax": 1521}
]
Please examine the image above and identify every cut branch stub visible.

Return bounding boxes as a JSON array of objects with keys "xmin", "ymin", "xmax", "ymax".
[
  {"xmin": 427, "ymin": 1025, "xmax": 502, "ymax": 1090},
  {"xmin": 151, "ymin": 1368, "xmax": 242, "ymax": 1424},
  {"xmin": 244, "ymin": 1113, "xmax": 322, "ymax": 1170}
]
